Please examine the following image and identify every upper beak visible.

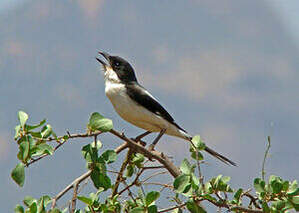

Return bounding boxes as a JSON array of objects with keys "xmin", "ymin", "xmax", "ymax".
[{"xmin": 96, "ymin": 51, "xmax": 111, "ymax": 68}]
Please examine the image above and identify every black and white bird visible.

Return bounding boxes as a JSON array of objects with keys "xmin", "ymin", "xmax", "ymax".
[{"xmin": 96, "ymin": 51, "xmax": 236, "ymax": 166}]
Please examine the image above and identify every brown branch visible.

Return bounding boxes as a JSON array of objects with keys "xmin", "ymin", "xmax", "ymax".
[
  {"xmin": 115, "ymin": 142, "xmax": 129, "ymax": 154},
  {"xmin": 141, "ymin": 171, "xmax": 168, "ymax": 183},
  {"xmin": 109, "ymin": 129, "xmax": 181, "ymax": 178},
  {"xmin": 112, "ymin": 149, "xmax": 132, "ymax": 197},
  {"xmin": 71, "ymin": 181, "xmax": 79, "ymax": 213},
  {"xmin": 158, "ymin": 203, "xmax": 187, "ymax": 212},
  {"xmin": 118, "ymin": 168, "xmax": 145, "ymax": 195},
  {"xmin": 45, "ymin": 131, "xmax": 102, "ymax": 142},
  {"xmin": 26, "ymin": 131, "xmax": 103, "ymax": 167},
  {"xmin": 203, "ymin": 198, "xmax": 263, "ymax": 213},
  {"xmin": 51, "ymin": 170, "xmax": 92, "ymax": 209},
  {"xmin": 26, "ymin": 139, "xmax": 67, "ymax": 167},
  {"xmin": 122, "ymin": 180, "xmax": 138, "ymax": 204},
  {"xmin": 243, "ymin": 191, "xmax": 261, "ymax": 209},
  {"xmin": 142, "ymin": 166, "xmax": 165, "ymax": 170},
  {"xmin": 50, "ymin": 141, "xmax": 131, "ymax": 209}
]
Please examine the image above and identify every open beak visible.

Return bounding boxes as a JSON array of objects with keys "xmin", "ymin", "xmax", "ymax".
[{"xmin": 96, "ymin": 51, "xmax": 111, "ymax": 70}]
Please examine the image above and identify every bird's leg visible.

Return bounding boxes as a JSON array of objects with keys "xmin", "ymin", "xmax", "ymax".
[
  {"xmin": 131, "ymin": 131, "xmax": 151, "ymax": 146},
  {"xmin": 148, "ymin": 129, "xmax": 166, "ymax": 151},
  {"xmin": 134, "ymin": 131, "xmax": 151, "ymax": 141}
]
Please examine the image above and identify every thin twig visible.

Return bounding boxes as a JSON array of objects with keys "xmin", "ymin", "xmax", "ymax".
[
  {"xmin": 262, "ymin": 136, "xmax": 271, "ymax": 180},
  {"xmin": 243, "ymin": 191, "xmax": 261, "ymax": 209},
  {"xmin": 109, "ymin": 129, "xmax": 181, "ymax": 178},
  {"xmin": 51, "ymin": 170, "xmax": 92, "ymax": 209},
  {"xmin": 204, "ymin": 198, "xmax": 263, "ymax": 213},
  {"xmin": 115, "ymin": 142, "xmax": 128, "ymax": 154},
  {"xmin": 158, "ymin": 203, "xmax": 187, "ymax": 212},
  {"xmin": 71, "ymin": 181, "xmax": 79, "ymax": 213},
  {"xmin": 118, "ymin": 168, "xmax": 145, "ymax": 195},
  {"xmin": 44, "ymin": 131, "xmax": 102, "ymax": 142},
  {"xmin": 141, "ymin": 171, "xmax": 168, "ymax": 183},
  {"xmin": 112, "ymin": 149, "xmax": 132, "ymax": 197},
  {"xmin": 26, "ymin": 131, "xmax": 103, "ymax": 167},
  {"xmin": 142, "ymin": 166, "xmax": 165, "ymax": 170},
  {"xmin": 26, "ymin": 140, "xmax": 67, "ymax": 167}
]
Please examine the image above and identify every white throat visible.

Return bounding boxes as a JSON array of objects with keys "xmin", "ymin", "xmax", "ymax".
[{"xmin": 104, "ymin": 67, "xmax": 121, "ymax": 84}]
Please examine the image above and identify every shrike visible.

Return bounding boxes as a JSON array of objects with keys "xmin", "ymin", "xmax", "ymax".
[{"xmin": 96, "ymin": 51, "xmax": 236, "ymax": 166}]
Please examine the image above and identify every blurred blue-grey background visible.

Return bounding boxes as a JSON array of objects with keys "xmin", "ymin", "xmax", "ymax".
[{"xmin": 1, "ymin": 0, "xmax": 299, "ymax": 212}]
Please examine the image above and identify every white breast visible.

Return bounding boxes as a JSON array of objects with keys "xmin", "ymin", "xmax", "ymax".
[
  {"xmin": 105, "ymin": 80, "xmax": 165, "ymax": 132},
  {"xmin": 104, "ymin": 69, "xmax": 188, "ymax": 139}
]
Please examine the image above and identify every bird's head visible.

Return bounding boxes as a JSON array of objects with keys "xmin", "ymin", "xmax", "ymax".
[{"xmin": 96, "ymin": 51, "xmax": 137, "ymax": 83}]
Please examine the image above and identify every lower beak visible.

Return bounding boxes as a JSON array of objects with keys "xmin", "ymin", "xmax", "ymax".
[
  {"xmin": 96, "ymin": 57, "xmax": 107, "ymax": 67},
  {"xmin": 96, "ymin": 51, "xmax": 111, "ymax": 70}
]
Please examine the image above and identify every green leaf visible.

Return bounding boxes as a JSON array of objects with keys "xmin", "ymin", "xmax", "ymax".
[
  {"xmin": 26, "ymin": 119, "xmax": 46, "ymax": 131},
  {"xmin": 23, "ymin": 196, "xmax": 36, "ymax": 207},
  {"xmin": 282, "ymin": 181, "xmax": 289, "ymax": 191},
  {"xmin": 91, "ymin": 140, "xmax": 102, "ymax": 150},
  {"xmin": 78, "ymin": 196, "xmax": 93, "ymax": 206},
  {"xmin": 292, "ymin": 196, "xmax": 299, "ymax": 205},
  {"xmin": 101, "ymin": 150, "xmax": 117, "ymax": 164},
  {"xmin": 41, "ymin": 124, "xmax": 52, "ymax": 138},
  {"xmin": 39, "ymin": 195, "xmax": 52, "ymax": 206},
  {"xmin": 186, "ymin": 200, "xmax": 206, "ymax": 213},
  {"xmin": 174, "ymin": 174, "xmax": 191, "ymax": 193},
  {"xmin": 130, "ymin": 207, "xmax": 145, "ymax": 213},
  {"xmin": 19, "ymin": 140, "xmax": 30, "ymax": 162},
  {"xmin": 287, "ymin": 180, "xmax": 299, "ymax": 196},
  {"xmin": 125, "ymin": 164, "xmax": 134, "ymax": 177},
  {"xmin": 37, "ymin": 196, "xmax": 46, "ymax": 213},
  {"xmin": 288, "ymin": 188, "xmax": 299, "ymax": 196},
  {"xmin": 213, "ymin": 175, "xmax": 222, "ymax": 188},
  {"xmin": 145, "ymin": 191, "xmax": 160, "ymax": 206},
  {"xmin": 254, "ymin": 178, "xmax": 265, "ymax": 193},
  {"xmin": 88, "ymin": 112, "xmax": 113, "ymax": 132},
  {"xmin": 18, "ymin": 111, "xmax": 28, "ymax": 128},
  {"xmin": 33, "ymin": 144, "xmax": 54, "ymax": 156},
  {"xmin": 262, "ymin": 201, "xmax": 270, "ymax": 213},
  {"xmin": 272, "ymin": 200, "xmax": 286, "ymax": 210},
  {"xmin": 191, "ymin": 173, "xmax": 200, "ymax": 190},
  {"xmin": 190, "ymin": 150, "xmax": 204, "ymax": 161},
  {"xmin": 221, "ymin": 176, "xmax": 230, "ymax": 184},
  {"xmin": 233, "ymin": 188, "xmax": 243, "ymax": 203},
  {"xmin": 90, "ymin": 170, "xmax": 111, "ymax": 190},
  {"xmin": 14, "ymin": 205, "xmax": 24, "ymax": 213},
  {"xmin": 180, "ymin": 158, "xmax": 192, "ymax": 174},
  {"xmin": 49, "ymin": 209, "xmax": 61, "ymax": 213},
  {"xmin": 30, "ymin": 131, "xmax": 42, "ymax": 138},
  {"xmin": 269, "ymin": 175, "xmax": 283, "ymax": 193},
  {"xmin": 29, "ymin": 202, "xmax": 37, "ymax": 213},
  {"xmin": 204, "ymin": 182, "xmax": 213, "ymax": 193},
  {"xmin": 191, "ymin": 135, "xmax": 206, "ymax": 150},
  {"xmin": 15, "ymin": 125, "xmax": 21, "ymax": 139},
  {"xmin": 81, "ymin": 143, "xmax": 98, "ymax": 163},
  {"xmin": 131, "ymin": 153, "xmax": 145, "ymax": 167},
  {"xmin": 11, "ymin": 163, "xmax": 25, "ymax": 187},
  {"xmin": 148, "ymin": 205, "xmax": 158, "ymax": 213}
]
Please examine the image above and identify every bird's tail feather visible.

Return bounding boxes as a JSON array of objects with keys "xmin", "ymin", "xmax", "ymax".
[
  {"xmin": 184, "ymin": 135, "xmax": 237, "ymax": 166},
  {"xmin": 203, "ymin": 146, "xmax": 237, "ymax": 166}
]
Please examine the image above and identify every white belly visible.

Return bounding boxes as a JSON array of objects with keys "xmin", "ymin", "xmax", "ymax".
[{"xmin": 105, "ymin": 81, "xmax": 186, "ymax": 138}]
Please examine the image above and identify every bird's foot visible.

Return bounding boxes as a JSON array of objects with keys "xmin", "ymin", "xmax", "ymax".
[
  {"xmin": 148, "ymin": 144, "xmax": 155, "ymax": 152},
  {"xmin": 131, "ymin": 137, "xmax": 147, "ymax": 147}
]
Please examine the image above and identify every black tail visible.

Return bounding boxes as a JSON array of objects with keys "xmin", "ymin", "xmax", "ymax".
[
  {"xmin": 186, "ymin": 136, "xmax": 237, "ymax": 166},
  {"xmin": 204, "ymin": 146, "xmax": 237, "ymax": 166}
]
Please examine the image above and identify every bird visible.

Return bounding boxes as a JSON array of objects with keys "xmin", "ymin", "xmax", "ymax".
[{"xmin": 96, "ymin": 51, "xmax": 236, "ymax": 166}]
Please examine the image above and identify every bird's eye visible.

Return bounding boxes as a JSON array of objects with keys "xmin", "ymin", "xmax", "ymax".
[{"xmin": 114, "ymin": 62, "xmax": 120, "ymax": 67}]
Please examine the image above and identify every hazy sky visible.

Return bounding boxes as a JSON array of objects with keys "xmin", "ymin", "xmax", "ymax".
[{"xmin": 1, "ymin": 0, "xmax": 299, "ymax": 212}]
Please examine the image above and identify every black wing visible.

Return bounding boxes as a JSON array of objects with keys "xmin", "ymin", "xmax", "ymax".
[{"xmin": 125, "ymin": 83, "xmax": 187, "ymax": 132}]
